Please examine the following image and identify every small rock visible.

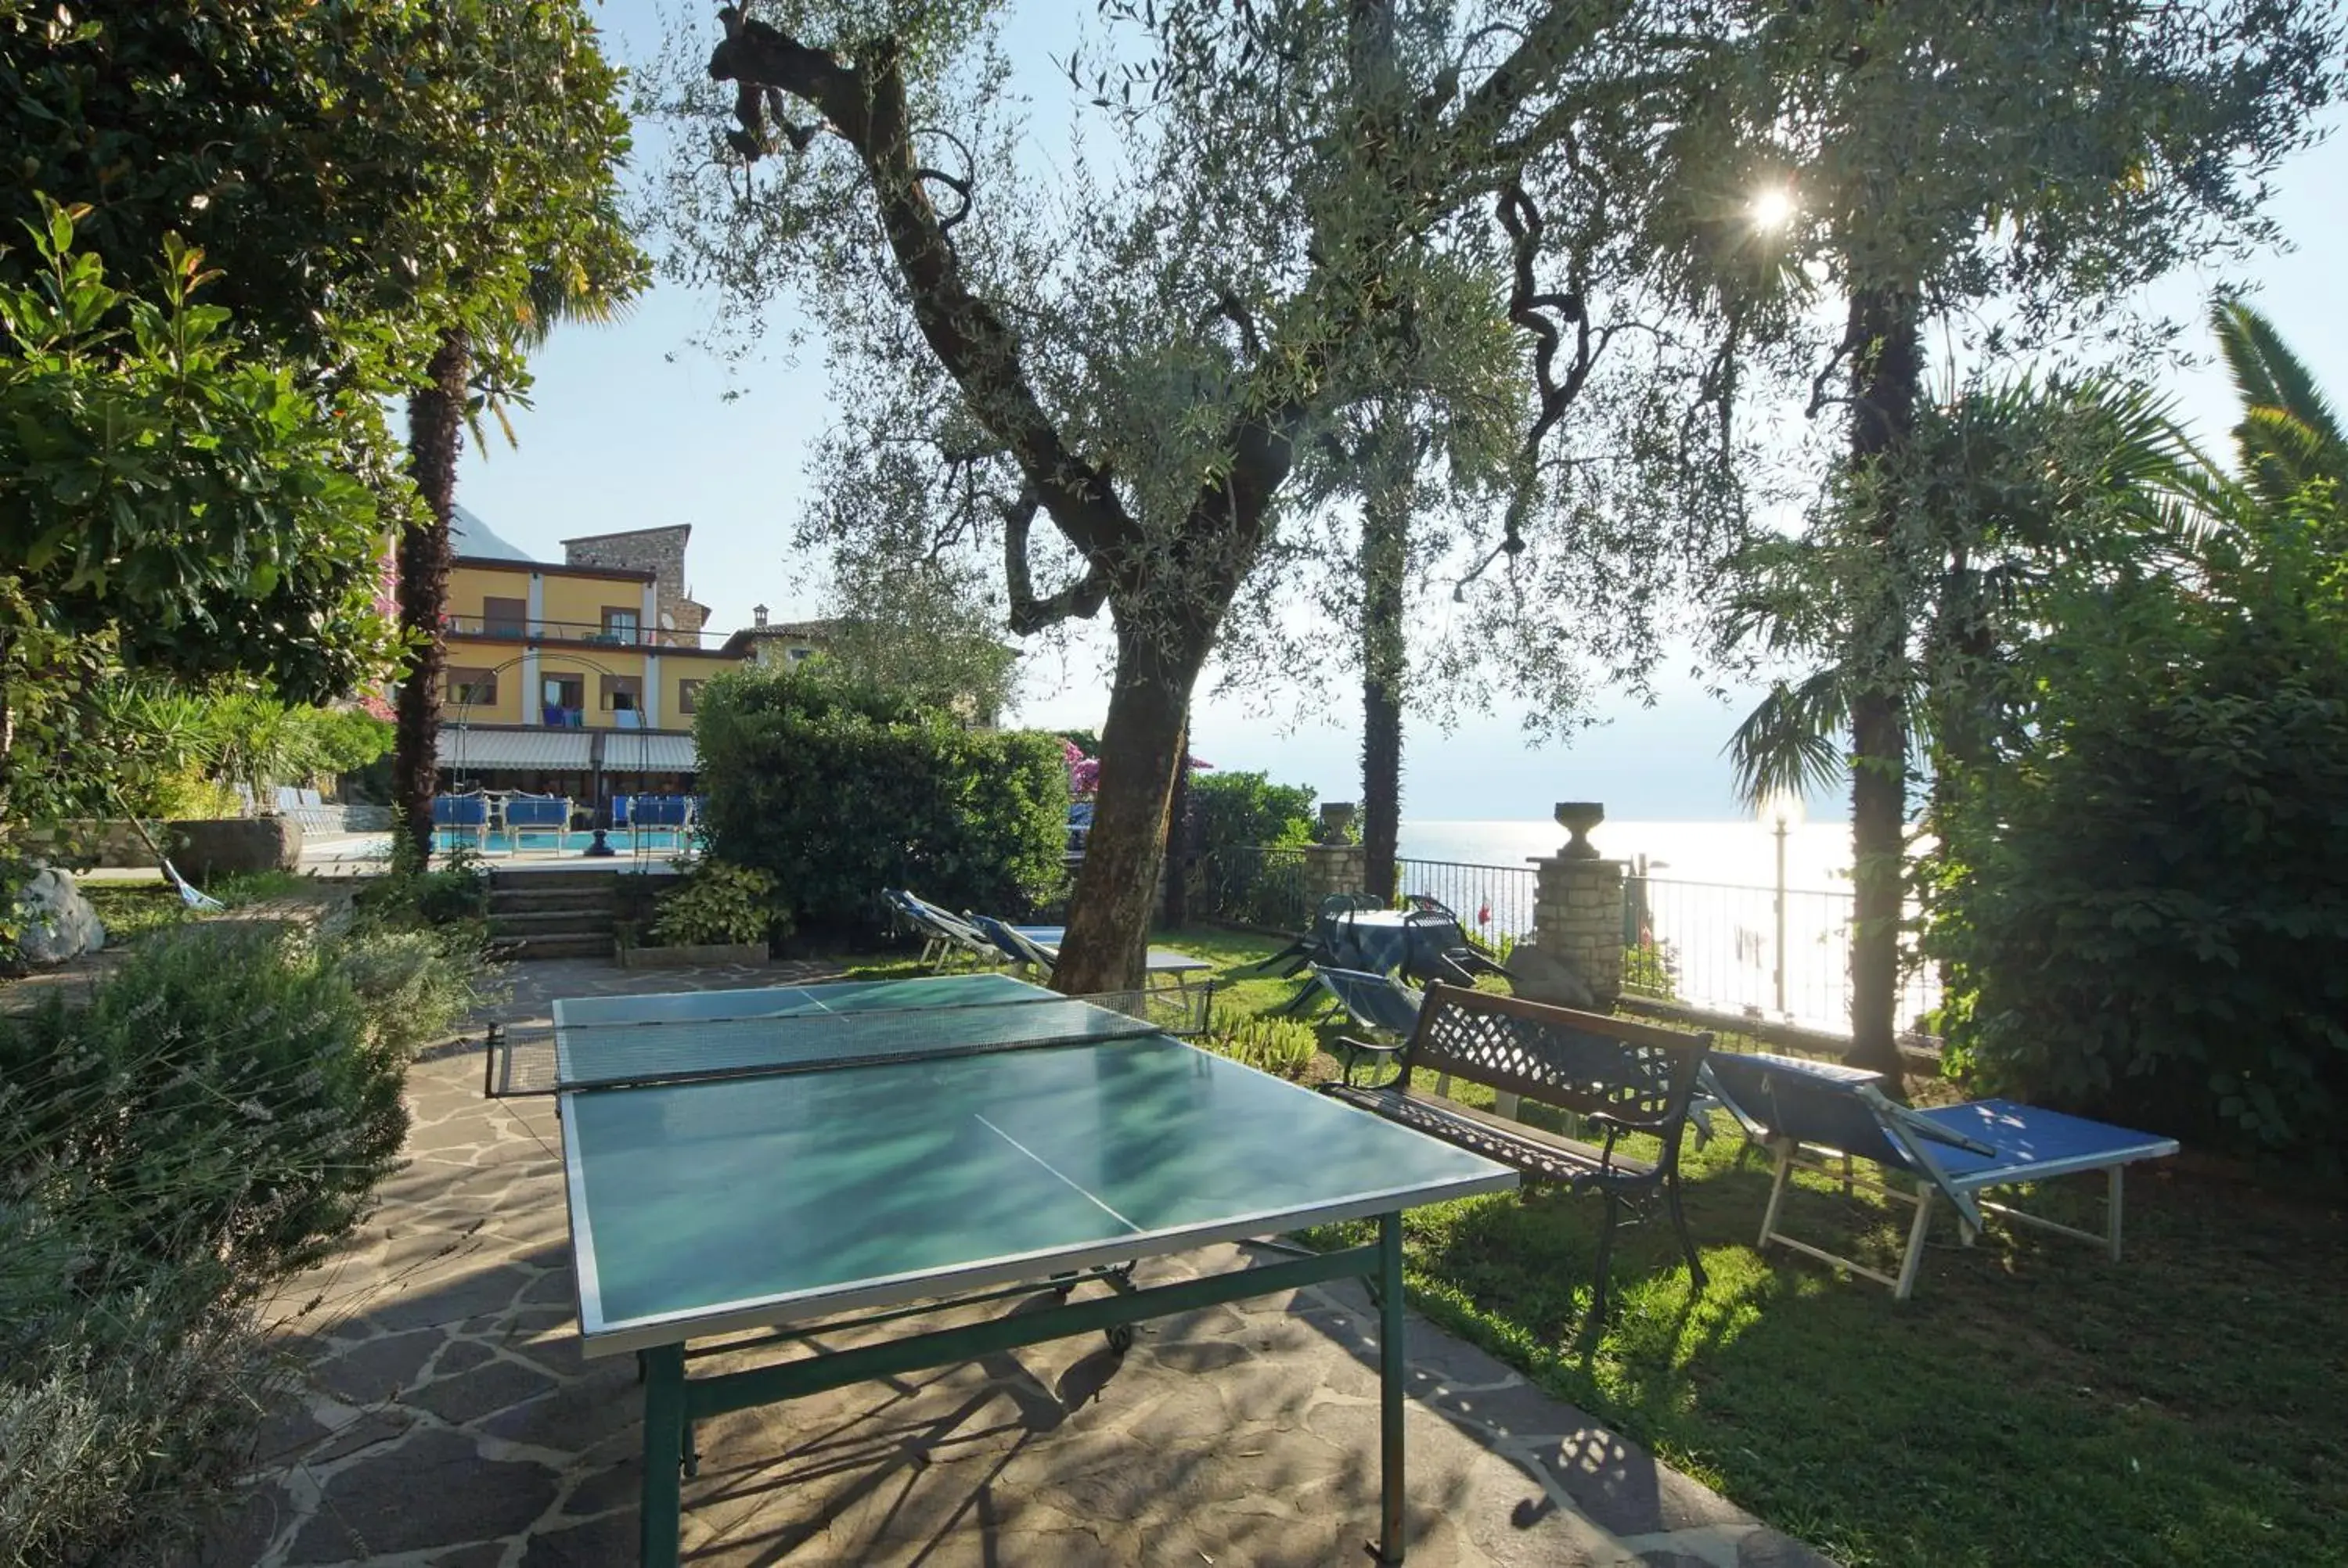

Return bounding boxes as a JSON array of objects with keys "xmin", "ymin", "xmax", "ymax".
[{"xmin": 13, "ymin": 866, "xmax": 106, "ymax": 964}]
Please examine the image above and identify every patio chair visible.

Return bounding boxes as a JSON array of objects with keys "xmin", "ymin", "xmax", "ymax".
[
  {"xmin": 888, "ymin": 890, "xmax": 999, "ymax": 970},
  {"xmin": 502, "ymin": 793, "xmax": 571, "ymax": 855},
  {"xmin": 1397, "ymin": 902, "xmax": 1514, "ymax": 987},
  {"xmin": 1244, "ymin": 892, "xmax": 1385, "ymax": 980},
  {"xmin": 1703, "ymin": 1052, "xmax": 2181, "ymax": 1299}
]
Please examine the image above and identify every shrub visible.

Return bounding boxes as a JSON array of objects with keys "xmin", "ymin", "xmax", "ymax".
[
  {"xmin": 1931, "ymin": 518, "xmax": 2348, "ymax": 1167},
  {"xmin": 1185, "ymin": 770, "xmax": 1321, "ymax": 926},
  {"xmin": 0, "ymin": 916, "xmax": 493, "ymax": 1563},
  {"xmin": 650, "ymin": 859, "xmax": 783, "ymax": 948},
  {"xmin": 693, "ymin": 665, "xmax": 1068, "ymax": 933},
  {"xmin": 1206, "ymin": 1015, "xmax": 1320, "ymax": 1081}
]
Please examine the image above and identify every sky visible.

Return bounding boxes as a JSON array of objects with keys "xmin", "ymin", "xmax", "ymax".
[{"xmin": 450, "ymin": 3, "xmax": 2348, "ymax": 823}]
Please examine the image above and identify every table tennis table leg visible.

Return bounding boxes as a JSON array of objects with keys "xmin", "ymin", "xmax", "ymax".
[
  {"xmin": 1375, "ymin": 1209, "xmax": 1406, "ymax": 1564},
  {"xmin": 639, "ymin": 1343, "xmax": 686, "ymax": 1568}
]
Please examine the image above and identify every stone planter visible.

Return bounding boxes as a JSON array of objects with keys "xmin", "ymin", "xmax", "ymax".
[
  {"xmin": 615, "ymin": 940, "xmax": 770, "ymax": 969},
  {"xmin": 168, "ymin": 817, "xmax": 304, "ymax": 879}
]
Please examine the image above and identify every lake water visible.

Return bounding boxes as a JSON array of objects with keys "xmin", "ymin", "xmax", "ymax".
[{"xmin": 1392, "ymin": 818, "xmax": 1934, "ymax": 1034}]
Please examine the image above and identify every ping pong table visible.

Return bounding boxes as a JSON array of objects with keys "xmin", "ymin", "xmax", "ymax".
[{"xmin": 546, "ymin": 972, "xmax": 1518, "ymax": 1566}]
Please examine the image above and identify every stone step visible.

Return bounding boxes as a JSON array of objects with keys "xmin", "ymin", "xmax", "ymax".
[
  {"xmin": 491, "ymin": 909, "xmax": 617, "ymax": 937},
  {"xmin": 489, "ymin": 869, "xmax": 635, "ymax": 892},
  {"xmin": 489, "ymin": 888, "xmax": 613, "ymax": 915},
  {"xmin": 497, "ymin": 932, "xmax": 616, "ymax": 961}
]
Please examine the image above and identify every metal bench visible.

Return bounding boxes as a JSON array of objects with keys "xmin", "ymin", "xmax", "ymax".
[{"xmin": 1321, "ymin": 982, "xmax": 1713, "ymax": 1340}]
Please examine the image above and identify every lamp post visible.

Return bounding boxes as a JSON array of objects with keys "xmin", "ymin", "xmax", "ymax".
[{"xmin": 1758, "ymin": 789, "xmax": 1805, "ymax": 1016}]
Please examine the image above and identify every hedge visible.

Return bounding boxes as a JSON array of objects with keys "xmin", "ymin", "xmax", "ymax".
[{"xmin": 692, "ymin": 666, "xmax": 1069, "ymax": 933}]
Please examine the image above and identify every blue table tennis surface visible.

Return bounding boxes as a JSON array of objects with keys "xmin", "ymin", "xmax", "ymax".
[{"xmin": 556, "ymin": 974, "xmax": 1515, "ymax": 1354}]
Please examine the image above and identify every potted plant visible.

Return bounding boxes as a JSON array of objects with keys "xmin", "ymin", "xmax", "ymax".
[{"xmin": 618, "ymin": 859, "xmax": 788, "ymax": 968}]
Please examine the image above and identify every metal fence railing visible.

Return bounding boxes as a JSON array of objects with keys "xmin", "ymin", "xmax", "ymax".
[
  {"xmin": 1392, "ymin": 858, "xmax": 1539, "ymax": 949},
  {"xmin": 1191, "ymin": 845, "xmax": 1313, "ymax": 930},
  {"xmin": 1626, "ymin": 873, "xmax": 1940, "ymax": 1034}
]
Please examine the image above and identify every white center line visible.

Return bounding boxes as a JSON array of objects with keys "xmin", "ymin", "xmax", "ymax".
[{"xmin": 974, "ymin": 1113, "xmax": 1143, "ymax": 1233}]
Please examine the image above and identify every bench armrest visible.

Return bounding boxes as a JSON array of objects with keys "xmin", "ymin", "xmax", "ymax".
[{"xmin": 1331, "ymin": 1035, "xmax": 1406, "ymax": 1089}]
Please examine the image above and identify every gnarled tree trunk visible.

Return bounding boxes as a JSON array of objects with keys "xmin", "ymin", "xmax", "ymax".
[
  {"xmin": 1055, "ymin": 616, "xmax": 1215, "ymax": 994},
  {"xmin": 1844, "ymin": 286, "xmax": 1920, "ymax": 1084},
  {"xmin": 393, "ymin": 328, "xmax": 470, "ymax": 866}
]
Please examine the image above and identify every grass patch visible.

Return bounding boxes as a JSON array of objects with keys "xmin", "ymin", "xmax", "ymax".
[
  {"xmin": 1159, "ymin": 926, "xmax": 2347, "ymax": 1568},
  {"xmin": 79, "ymin": 881, "xmax": 189, "ymax": 949}
]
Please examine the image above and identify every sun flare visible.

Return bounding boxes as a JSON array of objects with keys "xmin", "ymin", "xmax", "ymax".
[{"xmin": 1749, "ymin": 185, "xmax": 1797, "ymax": 232}]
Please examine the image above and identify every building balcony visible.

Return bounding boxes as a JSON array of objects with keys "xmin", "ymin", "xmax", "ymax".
[{"xmin": 441, "ymin": 615, "xmax": 729, "ymax": 653}]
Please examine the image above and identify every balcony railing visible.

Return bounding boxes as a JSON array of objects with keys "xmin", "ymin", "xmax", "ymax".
[{"xmin": 441, "ymin": 614, "xmax": 728, "ymax": 652}]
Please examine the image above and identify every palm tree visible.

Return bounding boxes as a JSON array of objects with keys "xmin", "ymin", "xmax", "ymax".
[
  {"xmin": 1724, "ymin": 375, "xmax": 2201, "ymax": 1068},
  {"xmin": 2210, "ymin": 297, "xmax": 2348, "ymax": 508},
  {"xmin": 391, "ymin": 231, "xmax": 640, "ymax": 865}
]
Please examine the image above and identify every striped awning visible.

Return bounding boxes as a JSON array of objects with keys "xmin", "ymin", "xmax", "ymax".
[
  {"xmin": 440, "ymin": 727, "xmax": 593, "ymax": 771},
  {"xmin": 600, "ymin": 731, "xmax": 698, "ymax": 774}
]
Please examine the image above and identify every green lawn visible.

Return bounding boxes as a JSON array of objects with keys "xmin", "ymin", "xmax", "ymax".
[{"xmin": 1019, "ymin": 925, "xmax": 2348, "ymax": 1568}]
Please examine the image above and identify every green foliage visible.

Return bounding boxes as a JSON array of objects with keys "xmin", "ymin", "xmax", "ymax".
[
  {"xmin": 1205, "ymin": 1014, "xmax": 1319, "ymax": 1081},
  {"xmin": 1190, "ymin": 771, "xmax": 1318, "ymax": 854},
  {"xmin": 651, "ymin": 860, "xmax": 783, "ymax": 948},
  {"xmin": 1932, "ymin": 484, "xmax": 2348, "ymax": 1165},
  {"xmin": 0, "ymin": 202, "xmax": 402, "ymax": 701},
  {"xmin": 0, "ymin": 917, "xmax": 495, "ymax": 1563},
  {"xmin": 693, "ymin": 665, "xmax": 1068, "ymax": 932}
]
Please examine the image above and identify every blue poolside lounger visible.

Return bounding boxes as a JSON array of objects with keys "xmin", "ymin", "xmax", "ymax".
[
  {"xmin": 1705, "ymin": 1052, "xmax": 2181, "ymax": 1299},
  {"xmin": 1307, "ymin": 964, "xmax": 1426, "ymax": 1039}
]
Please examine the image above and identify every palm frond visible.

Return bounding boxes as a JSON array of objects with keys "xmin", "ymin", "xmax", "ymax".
[{"xmin": 1726, "ymin": 670, "xmax": 1849, "ymax": 807}]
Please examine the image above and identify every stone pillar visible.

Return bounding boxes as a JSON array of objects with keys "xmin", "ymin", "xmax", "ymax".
[
  {"xmin": 1530, "ymin": 801, "xmax": 1626, "ymax": 1009},
  {"xmin": 1298, "ymin": 802, "xmax": 1367, "ymax": 904},
  {"xmin": 1299, "ymin": 843, "xmax": 1368, "ymax": 903}
]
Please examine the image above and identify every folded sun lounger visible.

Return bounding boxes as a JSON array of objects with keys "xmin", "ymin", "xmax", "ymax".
[{"xmin": 1704, "ymin": 1051, "xmax": 2181, "ymax": 1299}]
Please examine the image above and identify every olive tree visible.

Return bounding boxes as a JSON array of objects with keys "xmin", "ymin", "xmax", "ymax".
[{"xmin": 648, "ymin": 1, "xmax": 1787, "ymax": 988}]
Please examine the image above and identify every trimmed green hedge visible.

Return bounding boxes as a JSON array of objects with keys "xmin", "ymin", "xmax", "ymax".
[{"xmin": 693, "ymin": 667, "xmax": 1068, "ymax": 933}]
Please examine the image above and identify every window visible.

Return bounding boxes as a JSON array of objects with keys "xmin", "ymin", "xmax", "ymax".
[
  {"xmin": 600, "ymin": 606, "xmax": 640, "ymax": 646},
  {"xmin": 446, "ymin": 667, "xmax": 498, "ymax": 705},
  {"xmin": 542, "ymin": 674, "xmax": 584, "ymax": 711},
  {"xmin": 678, "ymin": 678, "xmax": 704, "ymax": 716},
  {"xmin": 482, "ymin": 596, "xmax": 527, "ymax": 638},
  {"xmin": 787, "ymin": 646, "xmax": 812, "ymax": 664},
  {"xmin": 600, "ymin": 673, "xmax": 643, "ymax": 712}
]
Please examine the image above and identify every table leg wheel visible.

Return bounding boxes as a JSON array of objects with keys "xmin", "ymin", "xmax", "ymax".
[{"xmin": 1104, "ymin": 1323, "xmax": 1136, "ymax": 1355}]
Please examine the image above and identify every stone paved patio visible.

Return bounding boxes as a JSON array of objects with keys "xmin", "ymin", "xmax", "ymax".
[{"xmin": 189, "ymin": 958, "xmax": 1835, "ymax": 1567}]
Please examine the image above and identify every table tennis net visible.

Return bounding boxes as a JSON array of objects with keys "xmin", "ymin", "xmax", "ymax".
[{"xmin": 484, "ymin": 986, "xmax": 1212, "ymax": 1097}]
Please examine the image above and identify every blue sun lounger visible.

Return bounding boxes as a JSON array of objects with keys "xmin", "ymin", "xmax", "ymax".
[
  {"xmin": 1704, "ymin": 1052, "xmax": 2181, "ymax": 1299},
  {"xmin": 884, "ymin": 890, "xmax": 999, "ymax": 969},
  {"xmin": 1307, "ymin": 964, "xmax": 1426, "ymax": 1038},
  {"xmin": 966, "ymin": 914, "xmax": 1214, "ymax": 995}
]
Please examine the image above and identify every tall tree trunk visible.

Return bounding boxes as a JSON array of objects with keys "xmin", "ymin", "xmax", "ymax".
[
  {"xmin": 1360, "ymin": 406, "xmax": 1412, "ymax": 904},
  {"xmin": 393, "ymin": 328, "xmax": 470, "ymax": 866},
  {"xmin": 1056, "ymin": 617, "xmax": 1212, "ymax": 994},
  {"xmin": 1844, "ymin": 286, "xmax": 1921, "ymax": 1084}
]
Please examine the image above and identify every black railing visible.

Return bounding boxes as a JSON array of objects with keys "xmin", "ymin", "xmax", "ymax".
[
  {"xmin": 1392, "ymin": 857, "xmax": 1539, "ymax": 950},
  {"xmin": 441, "ymin": 614, "xmax": 727, "ymax": 651},
  {"xmin": 1191, "ymin": 845, "xmax": 1313, "ymax": 930}
]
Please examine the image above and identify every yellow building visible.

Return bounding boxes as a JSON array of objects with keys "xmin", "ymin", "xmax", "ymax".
[{"xmin": 434, "ymin": 518, "xmax": 747, "ymax": 813}]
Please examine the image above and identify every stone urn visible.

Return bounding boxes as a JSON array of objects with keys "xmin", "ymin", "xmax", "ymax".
[
  {"xmin": 1317, "ymin": 801, "xmax": 1358, "ymax": 844},
  {"xmin": 1554, "ymin": 801, "xmax": 1605, "ymax": 860}
]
